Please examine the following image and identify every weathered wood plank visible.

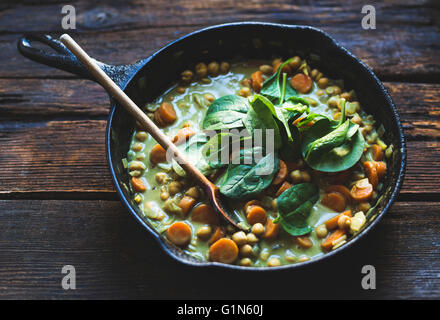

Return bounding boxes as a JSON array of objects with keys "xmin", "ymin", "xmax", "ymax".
[
  {"xmin": 1, "ymin": 80, "xmax": 438, "ymax": 140},
  {"xmin": 2, "ymin": 25, "xmax": 439, "ymax": 79},
  {"xmin": 0, "ymin": 119, "xmax": 438, "ymax": 196},
  {"xmin": 0, "ymin": 200, "xmax": 438, "ymax": 299},
  {"xmin": 1, "ymin": 0, "xmax": 437, "ymax": 33}
]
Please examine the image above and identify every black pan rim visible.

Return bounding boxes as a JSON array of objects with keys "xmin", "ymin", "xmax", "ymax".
[{"xmin": 105, "ymin": 21, "xmax": 407, "ymax": 271}]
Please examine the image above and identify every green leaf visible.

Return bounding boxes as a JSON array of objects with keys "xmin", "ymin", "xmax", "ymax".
[
  {"xmin": 202, "ymin": 95, "xmax": 249, "ymax": 130},
  {"xmin": 260, "ymin": 58, "xmax": 297, "ymax": 104},
  {"xmin": 273, "ymin": 183, "xmax": 319, "ymax": 236},
  {"xmin": 244, "ymin": 95, "xmax": 282, "ymax": 150},
  {"xmin": 201, "ymin": 132, "xmax": 249, "ymax": 169},
  {"xmin": 172, "ymin": 132, "xmax": 215, "ymax": 177},
  {"xmin": 219, "ymin": 150, "xmax": 280, "ymax": 199}
]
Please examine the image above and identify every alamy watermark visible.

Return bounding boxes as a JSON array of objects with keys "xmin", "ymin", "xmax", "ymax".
[
  {"xmin": 61, "ymin": 265, "xmax": 76, "ymax": 290},
  {"xmin": 361, "ymin": 265, "xmax": 376, "ymax": 290},
  {"xmin": 61, "ymin": 5, "xmax": 76, "ymax": 30},
  {"xmin": 361, "ymin": 5, "xmax": 376, "ymax": 30}
]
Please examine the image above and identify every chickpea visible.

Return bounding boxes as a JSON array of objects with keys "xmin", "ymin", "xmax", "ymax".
[
  {"xmin": 185, "ymin": 186, "xmax": 200, "ymax": 199},
  {"xmin": 246, "ymin": 233, "xmax": 259, "ymax": 244},
  {"xmin": 333, "ymin": 86, "xmax": 342, "ymax": 95},
  {"xmin": 310, "ymin": 69, "xmax": 319, "ymax": 79},
  {"xmin": 272, "ymin": 58, "xmax": 282, "ymax": 67},
  {"xmin": 239, "ymin": 258, "xmax": 253, "ymax": 267},
  {"xmin": 240, "ymin": 244, "xmax": 253, "ymax": 257},
  {"xmin": 197, "ymin": 226, "xmax": 212, "ymax": 240},
  {"xmin": 160, "ymin": 191, "xmax": 170, "ymax": 201},
  {"xmin": 232, "ymin": 231, "xmax": 247, "ymax": 246},
  {"xmin": 316, "ymin": 89, "xmax": 325, "ymax": 97},
  {"xmin": 195, "ymin": 62, "xmax": 208, "ymax": 78},
  {"xmin": 298, "ymin": 256, "xmax": 310, "ymax": 263},
  {"xmin": 201, "ymin": 78, "xmax": 211, "ymax": 84},
  {"xmin": 207, "ymin": 62, "xmax": 220, "ymax": 76},
  {"xmin": 176, "ymin": 86, "xmax": 186, "ymax": 94},
  {"xmin": 301, "ymin": 171, "xmax": 311, "ymax": 182},
  {"xmin": 289, "ymin": 56, "xmax": 302, "ymax": 69},
  {"xmin": 290, "ymin": 170, "xmax": 302, "ymax": 184},
  {"xmin": 285, "ymin": 252, "xmax": 297, "ymax": 262},
  {"xmin": 259, "ymin": 64, "xmax": 273, "ymax": 74},
  {"xmin": 338, "ymin": 215, "xmax": 351, "ymax": 230},
  {"xmin": 155, "ymin": 172, "xmax": 169, "ymax": 184},
  {"xmin": 129, "ymin": 160, "xmax": 146, "ymax": 171},
  {"xmin": 136, "ymin": 153, "xmax": 146, "ymax": 161},
  {"xmin": 251, "ymin": 223, "xmax": 265, "ymax": 236},
  {"xmin": 350, "ymin": 101, "xmax": 360, "ymax": 112},
  {"xmin": 220, "ymin": 61, "xmax": 230, "ymax": 74},
  {"xmin": 328, "ymin": 96, "xmax": 339, "ymax": 108},
  {"xmin": 135, "ymin": 131, "xmax": 148, "ymax": 141},
  {"xmin": 268, "ymin": 257, "xmax": 281, "ymax": 267},
  {"xmin": 333, "ymin": 112, "xmax": 342, "ymax": 121},
  {"xmin": 315, "ymin": 72, "xmax": 323, "ymax": 81},
  {"xmin": 315, "ymin": 225, "xmax": 328, "ymax": 238},
  {"xmin": 358, "ymin": 202, "xmax": 371, "ymax": 213},
  {"xmin": 260, "ymin": 249, "xmax": 270, "ymax": 261},
  {"xmin": 131, "ymin": 142, "xmax": 143, "ymax": 152},
  {"xmin": 318, "ymin": 77, "xmax": 329, "ymax": 89},
  {"xmin": 351, "ymin": 114, "xmax": 363, "ymax": 125},
  {"xmin": 168, "ymin": 181, "xmax": 182, "ymax": 195},
  {"xmin": 181, "ymin": 70, "xmax": 193, "ymax": 83},
  {"xmin": 340, "ymin": 92, "xmax": 352, "ymax": 101},
  {"xmin": 239, "ymin": 87, "xmax": 251, "ymax": 97},
  {"xmin": 204, "ymin": 93, "xmax": 215, "ymax": 103},
  {"xmin": 241, "ymin": 78, "xmax": 251, "ymax": 87}
]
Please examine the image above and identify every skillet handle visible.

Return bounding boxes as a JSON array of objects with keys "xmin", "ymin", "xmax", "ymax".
[{"xmin": 17, "ymin": 34, "xmax": 145, "ymax": 89}]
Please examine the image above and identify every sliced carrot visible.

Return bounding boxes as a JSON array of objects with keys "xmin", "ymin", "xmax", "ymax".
[
  {"xmin": 191, "ymin": 204, "xmax": 220, "ymax": 225},
  {"xmin": 363, "ymin": 161, "xmax": 378, "ymax": 189},
  {"xmin": 375, "ymin": 161, "xmax": 387, "ymax": 179},
  {"xmin": 209, "ymin": 238, "xmax": 239, "ymax": 264},
  {"xmin": 130, "ymin": 177, "xmax": 146, "ymax": 192},
  {"xmin": 167, "ymin": 221, "xmax": 192, "ymax": 246},
  {"xmin": 290, "ymin": 73, "xmax": 312, "ymax": 94},
  {"xmin": 295, "ymin": 236, "xmax": 313, "ymax": 248},
  {"xmin": 350, "ymin": 179, "xmax": 373, "ymax": 202},
  {"xmin": 272, "ymin": 160, "xmax": 288, "ymax": 185},
  {"xmin": 371, "ymin": 144, "xmax": 384, "ymax": 161},
  {"xmin": 209, "ymin": 227, "xmax": 225, "ymax": 245},
  {"xmin": 275, "ymin": 181, "xmax": 291, "ymax": 197},
  {"xmin": 172, "ymin": 127, "xmax": 196, "ymax": 145},
  {"xmin": 244, "ymin": 200, "xmax": 263, "ymax": 213},
  {"xmin": 246, "ymin": 205, "xmax": 267, "ymax": 225},
  {"xmin": 178, "ymin": 196, "xmax": 197, "ymax": 216},
  {"xmin": 150, "ymin": 144, "xmax": 167, "ymax": 164},
  {"xmin": 325, "ymin": 185, "xmax": 352, "ymax": 202},
  {"xmin": 263, "ymin": 219, "xmax": 280, "ymax": 240},
  {"xmin": 321, "ymin": 229, "xmax": 346, "ymax": 251},
  {"xmin": 273, "ymin": 61, "xmax": 292, "ymax": 75},
  {"xmin": 251, "ymin": 71, "xmax": 264, "ymax": 92},
  {"xmin": 156, "ymin": 102, "xmax": 177, "ymax": 125},
  {"xmin": 321, "ymin": 192, "xmax": 346, "ymax": 212},
  {"xmin": 324, "ymin": 210, "xmax": 352, "ymax": 230},
  {"xmin": 154, "ymin": 109, "xmax": 166, "ymax": 127}
]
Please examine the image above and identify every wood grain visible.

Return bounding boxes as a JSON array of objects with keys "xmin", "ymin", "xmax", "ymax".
[{"xmin": 0, "ymin": 200, "xmax": 438, "ymax": 299}]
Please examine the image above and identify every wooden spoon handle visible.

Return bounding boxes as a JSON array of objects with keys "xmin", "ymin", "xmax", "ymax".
[{"xmin": 60, "ymin": 34, "xmax": 212, "ymax": 187}]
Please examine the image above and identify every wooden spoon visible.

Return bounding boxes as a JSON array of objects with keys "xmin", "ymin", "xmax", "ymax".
[{"xmin": 60, "ymin": 34, "xmax": 247, "ymax": 230}]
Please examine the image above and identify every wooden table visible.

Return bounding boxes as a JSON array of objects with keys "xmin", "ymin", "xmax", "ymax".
[{"xmin": 0, "ymin": 0, "xmax": 439, "ymax": 299}]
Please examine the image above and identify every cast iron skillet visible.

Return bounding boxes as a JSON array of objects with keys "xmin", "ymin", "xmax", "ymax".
[{"xmin": 18, "ymin": 22, "xmax": 406, "ymax": 270}]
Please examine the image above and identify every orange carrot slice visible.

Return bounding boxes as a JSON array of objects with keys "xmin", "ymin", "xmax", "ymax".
[
  {"xmin": 263, "ymin": 219, "xmax": 280, "ymax": 240},
  {"xmin": 209, "ymin": 238, "xmax": 239, "ymax": 264},
  {"xmin": 244, "ymin": 200, "xmax": 263, "ymax": 213},
  {"xmin": 324, "ymin": 210, "xmax": 352, "ymax": 230},
  {"xmin": 191, "ymin": 204, "xmax": 220, "ymax": 225},
  {"xmin": 178, "ymin": 196, "xmax": 197, "ymax": 216},
  {"xmin": 209, "ymin": 227, "xmax": 225, "ymax": 245},
  {"xmin": 172, "ymin": 127, "xmax": 196, "ymax": 145},
  {"xmin": 246, "ymin": 205, "xmax": 268, "ymax": 225},
  {"xmin": 290, "ymin": 73, "xmax": 312, "ymax": 93},
  {"xmin": 364, "ymin": 161, "xmax": 379, "ymax": 189},
  {"xmin": 156, "ymin": 102, "xmax": 177, "ymax": 125},
  {"xmin": 350, "ymin": 179, "xmax": 373, "ymax": 202},
  {"xmin": 149, "ymin": 144, "xmax": 167, "ymax": 164},
  {"xmin": 321, "ymin": 229, "xmax": 346, "ymax": 251},
  {"xmin": 295, "ymin": 236, "xmax": 313, "ymax": 248},
  {"xmin": 321, "ymin": 192, "xmax": 346, "ymax": 212},
  {"xmin": 375, "ymin": 161, "xmax": 387, "ymax": 179},
  {"xmin": 275, "ymin": 181, "xmax": 291, "ymax": 197},
  {"xmin": 167, "ymin": 221, "xmax": 192, "ymax": 246},
  {"xmin": 272, "ymin": 160, "xmax": 288, "ymax": 185},
  {"xmin": 371, "ymin": 144, "xmax": 384, "ymax": 161},
  {"xmin": 130, "ymin": 177, "xmax": 146, "ymax": 192},
  {"xmin": 251, "ymin": 71, "xmax": 264, "ymax": 92},
  {"xmin": 325, "ymin": 185, "xmax": 352, "ymax": 202}
]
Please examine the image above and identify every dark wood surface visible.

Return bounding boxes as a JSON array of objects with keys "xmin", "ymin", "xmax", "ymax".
[{"xmin": 0, "ymin": 0, "xmax": 439, "ymax": 299}]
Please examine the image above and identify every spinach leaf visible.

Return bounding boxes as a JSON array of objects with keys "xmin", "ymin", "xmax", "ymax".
[
  {"xmin": 260, "ymin": 58, "xmax": 297, "ymax": 104},
  {"xmin": 275, "ymin": 101, "xmax": 309, "ymax": 141},
  {"xmin": 201, "ymin": 132, "xmax": 250, "ymax": 169},
  {"xmin": 219, "ymin": 150, "xmax": 280, "ymax": 199},
  {"xmin": 243, "ymin": 95, "xmax": 282, "ymax": 150},
  {"xmin": 172, "ymin": 132, "xmax": 215, "ymax": 177},
  {"xmin": 202, "ymin": 95, "xmax": 249, "ymax": 130},
  {"xmin": 301, "ymin": 99, "xmax": 365, "ymax": 172},
  {"xmin": 273, "ymin": 183, "xmax": 319, "ymax": 236}
]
